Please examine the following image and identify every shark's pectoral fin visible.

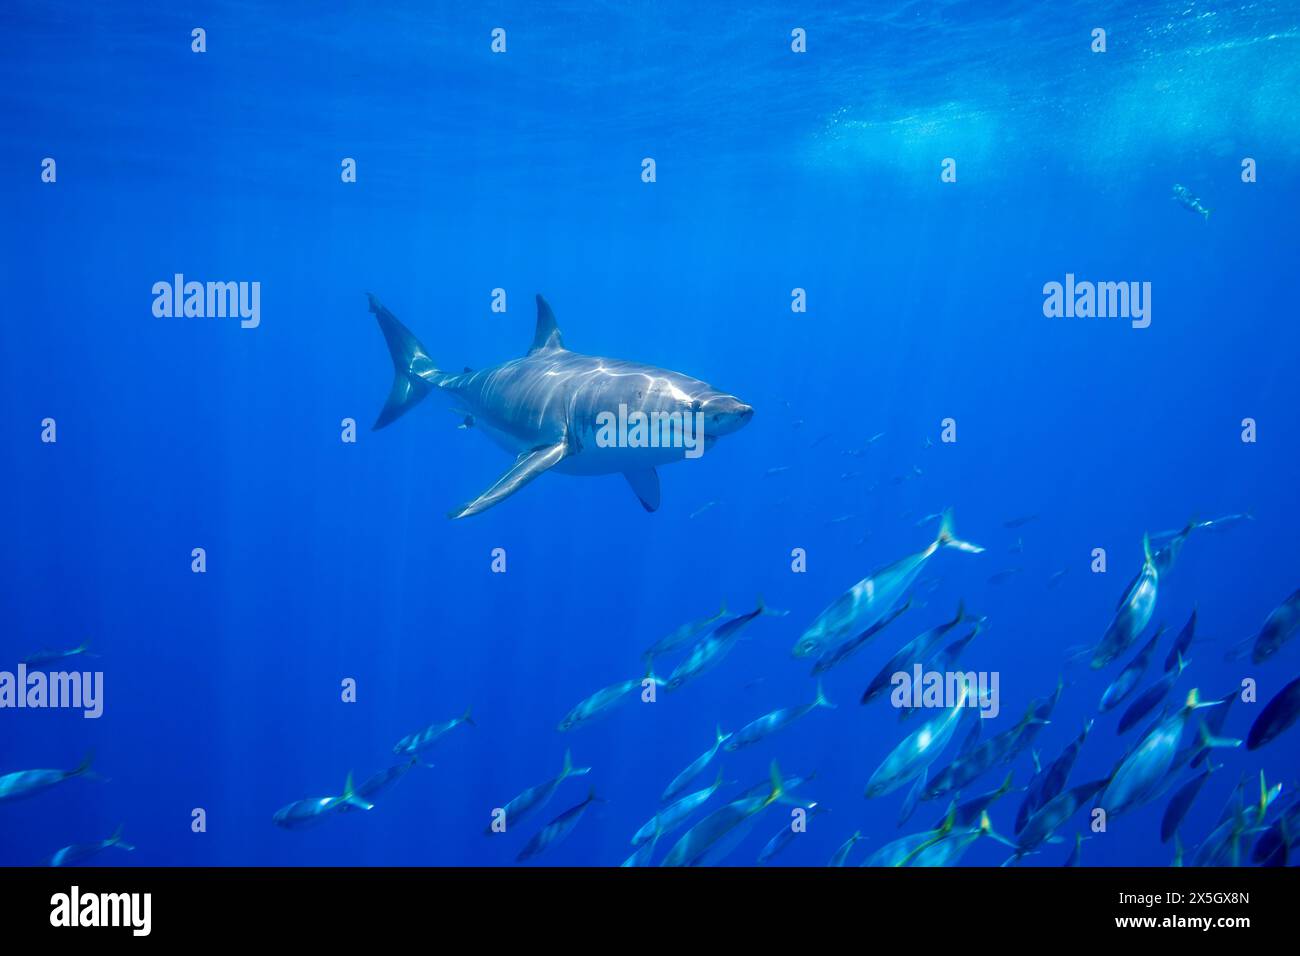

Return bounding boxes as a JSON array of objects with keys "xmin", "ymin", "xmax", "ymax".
[
  {"xmin": 624, "ymin": 468, "xmax": 661, "ymax": 512},
  {"xmin": 449, "ymin": 442, "xmax": 570, "ymax": 519}
]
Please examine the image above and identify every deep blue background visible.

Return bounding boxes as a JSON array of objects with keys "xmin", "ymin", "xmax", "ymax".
[{"xmin": 2, "ymin": 1, "xmax": 1298, "ymax": 866}]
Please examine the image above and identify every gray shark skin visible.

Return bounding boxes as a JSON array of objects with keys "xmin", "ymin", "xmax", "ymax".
[{"xmin": 367, "ymin": 294, "xmax": 753, "ymax": 518}]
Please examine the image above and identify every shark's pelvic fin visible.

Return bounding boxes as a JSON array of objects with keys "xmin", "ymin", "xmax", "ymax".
[
  {"xmin": 368, "ymin": 294, "xmax": 440, "ymax": 430},
  {"xmin": 624, "ymin": 468, "xmax": 661, "ymax": 512},
  {"xmin": 529, "ymin": 294, "xmax": 565, "ymax": 353},
  {"xmin": 449, "ymin": 440, "xmax": 571, "ymax": 519}
]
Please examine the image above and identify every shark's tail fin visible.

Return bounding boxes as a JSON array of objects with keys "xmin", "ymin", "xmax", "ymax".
[{"xmin": 368, "ymin": 294, "xmax": 440, "ymax": 430}]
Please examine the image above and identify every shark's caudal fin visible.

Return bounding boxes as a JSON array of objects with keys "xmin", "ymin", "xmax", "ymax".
[{"xmin": 368, "ymin": 294, "xmax": 441, "ymax": 430}]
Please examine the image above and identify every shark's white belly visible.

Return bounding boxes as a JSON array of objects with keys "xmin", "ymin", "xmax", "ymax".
[
  {"xmin": 474, "ymin": 416, "xmax": 689, "ymax": 475},
  {"xmin": 554, "ymin": 441, "xmax": 690, "ymax": 475}
]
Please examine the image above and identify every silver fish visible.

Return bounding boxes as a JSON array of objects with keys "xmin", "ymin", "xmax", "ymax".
[
  {"xmin": 1007, "ymin": 778, "xmax": 1108, "ymax": 863},
  {"xmin": 937, "ymin": 771, "xmax": 1018, "ymax": 830},
  {"xmin": 828, "ymin": 830, "xmax": 863, "ymax": 867},
  {"xmin": 859, "ymin": 601, "xmax": 966, "ymax": 703},
  {"xmin": 1159, "ymin": 761, "xmax": 1218, "ymax": 844},
  {"xmin": 864, "ymin": 806, "xmax": 961, "ymax": 867},
  {"xmin": 1015, "ymin": 720, "xmax": 1092, "ymax": 834},
  {"xmin": 46, "ymin": 825, "xmax": 135, "ymax": 867},
  {"xmin": 1246, "ymin": 674, "xmax": 1300, "ymax": 751},
  {"xmin": 757, "ymin": 803, "xmax": 827, "ymax": 865},
  {"xmin": 341, "ymin": 758, "xmax": 419, "ymax": 811},
  {"xmin": 1090, "ymin": 535, "xmax": 1158, "ymax": 669},
  {"xmin": 1100, "ymin": 689, "xmax": 1237, "ymax": 817},
  {"xmin": 908, "ymin": 812, "xmax": 1010, "ymax": 866},
  {"xmin": 725, "ymin": 681, "xmax": 835, "ymax": 752},
  {"xmin": 866, "ymin": 679, "xmax": 973, "ymax": 798},
  {"xmin": 661, "ymin": 725, "xmax": 731, "ymax": 802},
  {"xmin": 273, "ymin": 772, "xmax": 374, "ymax": 829},
  {"xmin": 393, "ymin": 706, "xmax": 475, "ymax": 763},
  {"xmin": 794, "ymin": 509, "xmax": 982, "ymax": 659},
  {"xmin": 1099, "ymin": 630, "xmax": 1162, "ymax": 712},
  {"xmin": 813, "ymin": 599, "xmax": 914, "ymax": 677},
  {"xmin": 0, "ymin": 751, "xmax": 99, "ymax": 804},
  {"xmin": 666, "ymin": 598, "xmax": 783, "ymax": 691},
  {"xmin": 1171, "ymin": 183, "xmax": 1211, "ymax": 221},
  {"xmin": 1116, "ymin": 653, "xmax": 1189, "ymax": 736},
  {"xmin": 1250, "ymin": 588, "xmax": 1300, "ymax": 664},
  {"xmin": 489, "ymin": 749, "xmax": 591, "ymax": 834},
  {"xmin": 661, "ymin": 761, "xmax": 786, "ymax": 867},
  {"xmin": 1194, "ymin": 773, "xmax": 1280, "ymax": 866},
  {"xmin": 558, "ymin": 672, "xmax": 661, "ymax": 732},
  {"xmin": 1152, "ymin": 518, "xmax": 1197, "ymax": 575},
  {"xmin": 621, "ymin": 825, "xmax": 663, "ymax": 867},
  {"xmin": 1165, "ymin": 608, "xmax": 1197, "ymax": 672},
  {"xmin": 642, "ymin": 601, "xmax": 729, "ymax": 663},
  {"xmin": 21, "ymin": 640, "xmax": 97, "ymax": 667},
  {"xmin": 633, "ymin": 770, "xmax": 726, "ymax": 847},
  {"xmin": 517, "ymin": 788, "xmax": 601, "ymax": 862}
]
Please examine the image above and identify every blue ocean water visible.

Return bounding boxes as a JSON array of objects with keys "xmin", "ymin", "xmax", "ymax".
[{"xmin": 2, "ymin": 0, "xmax": 1299, "ymax": 868}]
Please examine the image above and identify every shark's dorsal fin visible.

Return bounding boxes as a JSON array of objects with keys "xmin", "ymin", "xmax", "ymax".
[{"xmin": 530, "ymin": 295, "xmax": 564, "ymax": 353}]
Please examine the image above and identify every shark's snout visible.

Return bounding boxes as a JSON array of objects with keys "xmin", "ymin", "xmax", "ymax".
[{"xmin": 702, "ymin": 395, "xmax": 754, "ymax": 436}]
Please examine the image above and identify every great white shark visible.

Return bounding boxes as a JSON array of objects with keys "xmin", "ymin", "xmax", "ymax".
[{"xmin": 367, "ymin": 293, "xmax": 754, "ymax": 518}]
